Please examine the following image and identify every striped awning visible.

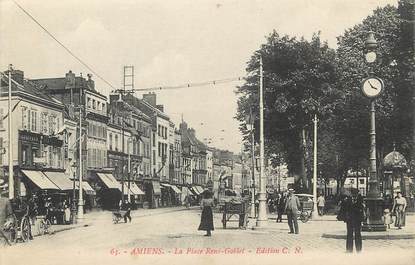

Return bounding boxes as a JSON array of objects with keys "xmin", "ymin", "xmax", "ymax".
[{"xmin": 22, "ymin": 170, "xmax": 59, "ymax": 190}]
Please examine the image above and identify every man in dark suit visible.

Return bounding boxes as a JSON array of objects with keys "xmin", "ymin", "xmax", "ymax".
[{"xmin": 339, "ymin": 188, "xmax": 365, "ymax": 253}]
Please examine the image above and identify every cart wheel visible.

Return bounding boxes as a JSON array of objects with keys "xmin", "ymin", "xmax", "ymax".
[{"xmin": 20, "ymin": 218, "xmax": 30, "ymax": 242}]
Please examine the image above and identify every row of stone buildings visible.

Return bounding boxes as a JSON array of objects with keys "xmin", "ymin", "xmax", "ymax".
[{"xmin": 0, "ymin": 69, "xmax": 249, "ymax": 209}]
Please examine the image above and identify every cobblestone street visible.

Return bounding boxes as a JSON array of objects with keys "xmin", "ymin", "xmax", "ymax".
[{"xmin": 3, "ymin": 208, "xmax": 415, "ymax": 265}]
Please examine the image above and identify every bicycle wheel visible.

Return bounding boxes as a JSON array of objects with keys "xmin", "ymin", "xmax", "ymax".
[
  {"xmin": 44, "ymin": 219, "xmax": 51, "ymax": 234},
  {"xmin": 38, "ymin": 220, "xmax": 46, "ymax": 235},
  {"xmin": 20, "ymin": 217, "xmax": 31, "ymax": 242}
]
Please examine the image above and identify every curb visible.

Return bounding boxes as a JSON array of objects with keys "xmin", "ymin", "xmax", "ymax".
[
  {"xmin": 322, "ymin": 231, "xmax": 415, "ymax": 240},
  {"xmin": 33, "ymin": 223, "xmax": 92, "ymax": 238}
]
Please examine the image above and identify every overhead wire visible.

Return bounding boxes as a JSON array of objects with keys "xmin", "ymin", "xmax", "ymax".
[{"xmin": 12, "ymin": 0, "xmax": 117, "ymax": 90}]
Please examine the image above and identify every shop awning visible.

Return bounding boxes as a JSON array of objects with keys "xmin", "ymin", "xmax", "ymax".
[
  {"xmin": 129, "ymin": 182, "xmax": 145, "ymax": 195},
  {"xmin": 195, "ymin": 186, "xmax": 205, "ymax": 194},
  {"xmin": 22, "ymin": 170, "xmax": 59, "ymax": 190},
  {"xmin": 97, "ymin": 173, "xmax": 121, "ymax": 190},
  {"xmin": 43, "ymin": 171, "xmax": 73, "ymax": 190},
  {"xmin": 190, "ymin": 186, "xmax": 201, "ymax": 195},
  {"xmin": 160, "ymin": 183, "xmax": 172, "ymax": 188},
  {"xmin": 75, "ymin": 181, "xmax": 96, "ymax": 195},
  {"xmin": 170, "ymin": 185, "xmax": 182, "ymax": 194},
  {"xmin": 152, "ymin": 181, "xmax": 161, "ymax": 195}
]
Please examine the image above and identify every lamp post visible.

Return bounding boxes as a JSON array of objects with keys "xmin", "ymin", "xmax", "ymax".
[
  {"xmin": 361, "ymin": 32, "xmax": 386, "ymax": 231},
  {"xmin": 246, "ymin": 108, "xmax": 256, "ymax": 218},
  {"xmin": 77, "ymin": 107, "xmax": 84, "ymax": 220},
  {"xmin": 256, "ymin": 55, "xmax": 267, "ymax": 227},
  {"xmin": 7, "ymin": 64, "xmax": 14, "ymax": 199}
]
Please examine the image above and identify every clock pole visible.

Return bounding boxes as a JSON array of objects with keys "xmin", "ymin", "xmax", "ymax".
[{"xmin": 362, "ymin": 32, "xmax": 386, "ymax": 232}]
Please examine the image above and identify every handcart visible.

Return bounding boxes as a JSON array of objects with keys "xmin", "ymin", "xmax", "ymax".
[
  {"xmin": 296, "ymin": 194, "xmax": 314, "ymax": 223},
  {"xmin": 112, "ymin": 210, "xmax": 127, "ymax": 224},
  {"xmin": 221, "ymin": 200, "xmax": 250, "ymax": 229}
]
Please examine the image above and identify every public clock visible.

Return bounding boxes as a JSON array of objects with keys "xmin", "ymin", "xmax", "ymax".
[
  {"xmin": 365, "ymin": 51, "xmax": 377, "ymax": 63},
  {"xmin": 362, "ymin": 77, "xmax": 383, "ymax": 98}
]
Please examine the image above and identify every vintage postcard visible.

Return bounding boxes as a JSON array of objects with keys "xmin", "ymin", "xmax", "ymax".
[{"xmin": 0, "ymin": 1, "xmax": 414, "ymax": 265}]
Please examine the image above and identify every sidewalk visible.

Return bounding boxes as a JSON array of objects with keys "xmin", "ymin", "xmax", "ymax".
[
  {"xmin": 260, "ymin": 212, "xmax": 415, "ymax": 240},
  {"xmin": 42, "ymin": 206, "xmax": 193, "ymax": 236}
]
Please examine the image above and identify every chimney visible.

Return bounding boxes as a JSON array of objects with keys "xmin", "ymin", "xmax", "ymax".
[
  {"xmin": 156, "ymin": 104, "xmax": 164, "ymax": 112},
  {"xmin": 143, "ymin": 92, "xmax": 156, "ymax": 107},
  {"xmin": 179, "ymin": 121, "xmax": 188, "ymax": 132},
  {"xmin": 65, "ymin": 70, "xmax": 76, "ymax": 88},
  {"xmin": 86, "ymin": 73, "xmax": 95, "ymax": 90},
  {"xmin": 3, "ymin": 69, "xmax": 24, "ymax": 86}
]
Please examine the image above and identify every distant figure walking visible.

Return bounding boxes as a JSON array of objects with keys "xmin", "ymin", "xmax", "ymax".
[
  {"xmin": 285, "ymin": 189, "xmax": 300, "ymax": 234},
  {"xmin": 392, "ymin": 192, "xmax": 407, "ymax": 229},
  {"xmin": 276, "ymin": 193, "xmax": 285, "ymax": 222},
  {"xmin": 122, "ymin": 201, "xmax": 132, "ymax": 223},
  {"xmin": 317, "ymin": 194, "xmax": 325, "ymax": 216},
  {"xmin": 337, "ymin": 188, "xmax": 365, "ymax": 253},
  {"xmin": 198, "ymin": 190, "xmax": 214, "ymax": 236}
]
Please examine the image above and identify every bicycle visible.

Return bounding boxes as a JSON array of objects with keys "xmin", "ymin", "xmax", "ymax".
[{"xmin": 37, "ymin": 216, "xmax": 51, "ymax": 235}]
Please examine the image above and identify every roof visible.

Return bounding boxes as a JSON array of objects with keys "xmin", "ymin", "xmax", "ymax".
[
  {"xmin": 384, "ymin": 150, "xmax": 408, "ymax": 169},
  {"xmin": 0, "ymin": 78, "xmax": 63, "ymax": 109}
]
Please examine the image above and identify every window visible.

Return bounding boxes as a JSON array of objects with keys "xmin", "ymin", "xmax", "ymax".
[
  {"xmin": 153, "ymin": 150, "xmax": 156, "ymax": 165},
  {"xmin": 359, "ymin": 179, "xmax": 365, "ymax": 185},
  {"xmin": 158, "ymin": 142, "xmax": 161, "ymax": 157},
  {"xmin": 152, "ymin": 132, "xmax": 155, "ymax": 147},
  {"xmin": 92, "ymin": 99, "xmax": 96, "ymax": 110},
  {"xmin": 31, "ymin": 110, "xmax": 37, "ymax": 132},
  {"xmin": 109, "ymin": 133, "xmax": 113, "ymax": 150},
  {"xmin": 87, "ymin": 98, "xmax": 91, "ymax": 109},
  {"xmin": 102, "ymin": 103, "xmax": 106, "ymax": 113}
]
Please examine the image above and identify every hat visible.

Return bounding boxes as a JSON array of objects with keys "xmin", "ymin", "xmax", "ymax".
[
  {"xmin": 383, "ymin": 209, "xmax": 390, "ymax": 213},
  {"xmin": 288, "ymin": 188, "xmax": 295, "ymax": 192}
]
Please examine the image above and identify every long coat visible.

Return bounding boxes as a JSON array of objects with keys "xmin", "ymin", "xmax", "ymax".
[
  {"xmin": 0, "ymin": 197, "xmax": 13, "ymax": 226},
  {"xmin": 198, "ymin": 198, "xmax": 214, "ymax": 231}
]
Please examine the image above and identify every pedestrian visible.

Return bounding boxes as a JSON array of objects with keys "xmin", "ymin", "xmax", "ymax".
[
  {"xmin": 0, "ymin": 184, "xmax": 14, "ymax": 245},
  {"xmin": 285, "ymin": 188, "xmax": 300, "ymax": 234},
  {"xmin": 317, "ymin": 194, "xmax": 325, "ymax": 216},
  {"xmin": 198, "ymin": 190, "xmax": 214, "ymax": 236},
  {"xmin": 123, "ymin": 201, "xmax": 132, "ymax": 223},
  {"xmin": 276, "ymin": 193, "xmax": 285, "ymax": 223},
  {"xmin": 392, "ymin": 192, "xmax": 407, "ymax": 229},
  {"xmin": 382, "ymin": 208, "xmax": 393, "ymax": 229},
  {"xmin": 337, "ymin": 188, "xmax": 365, "ymax": 253}
]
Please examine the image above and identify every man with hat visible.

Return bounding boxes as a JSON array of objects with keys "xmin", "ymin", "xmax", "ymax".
[
  {"xmin": 285, "ymin": 188, "xmax": 301, "ymax": 234},
  {"xmin": 0, "ymin": 178, "xmax": 14, "ymax": 244}
]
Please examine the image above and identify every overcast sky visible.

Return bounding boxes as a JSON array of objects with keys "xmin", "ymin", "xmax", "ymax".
[{"xmin": 0, "ymin": 0, "xmax": 397, "ymax": 152}]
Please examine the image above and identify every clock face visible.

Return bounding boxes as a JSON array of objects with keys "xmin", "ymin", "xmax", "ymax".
[
  {"xmin": 362, "ymin": 77, "xmax": 383, "ymax": 98},
  {"xmin": 365, "ymin": 51, "xmax": 377, "ymax": 63}
]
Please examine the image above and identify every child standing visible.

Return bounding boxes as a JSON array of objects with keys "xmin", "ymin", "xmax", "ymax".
[{"xmin": 382, "ymin": 209, "xmax": 393, "ymax": 229}]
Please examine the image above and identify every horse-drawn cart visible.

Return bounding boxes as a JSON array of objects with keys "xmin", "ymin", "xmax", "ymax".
[{"xmin": 221, "ymin": 199, "xmax": 250, "ymax": 229}]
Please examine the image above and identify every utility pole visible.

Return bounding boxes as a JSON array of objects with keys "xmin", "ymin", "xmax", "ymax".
[
  {"xmin": 249, "ymin": 108, "xmax": 256, "ymax": 218},
  {"xmin": 256, "ymin": 55, "xmax": 267, "ymax": 228},
  {"xmin": 128, "ymin": 137, "xmax": 131, "ymax": 203},
  {"xmin": 77, "ymin": 107, "xmax": 84, "ymax": 220},
  {"xmin": 8, "ymin": 64, "xmax": 14, "ymax": 199},
  {"xmin": 312, "ymin": 114, "xmax": 318, "ymax": 218}
]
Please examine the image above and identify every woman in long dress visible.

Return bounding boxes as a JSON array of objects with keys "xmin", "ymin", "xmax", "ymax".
[{"xmin": 198, "ymin": 190, "xmax": 214, "ymax": 236}]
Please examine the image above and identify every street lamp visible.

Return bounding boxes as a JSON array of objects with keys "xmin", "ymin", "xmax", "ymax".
[
  {"xmin": 256, "ymin": 55, "xmax": 267, "ymax": 227},
  {"xmin": 245, "ymin": 108, "xmax": 256, "ymax": 218},
  {"xmin": 361, "ymin": 31, "xmax": 386, "ymax": 231}
]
